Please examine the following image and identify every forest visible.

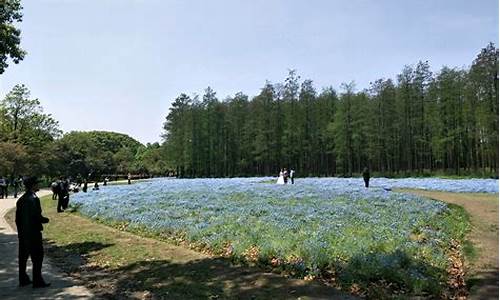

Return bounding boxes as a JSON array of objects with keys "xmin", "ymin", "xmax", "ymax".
[{"xmin": 163, "ymin": 43, "xmax": 498, "ymax": 178}]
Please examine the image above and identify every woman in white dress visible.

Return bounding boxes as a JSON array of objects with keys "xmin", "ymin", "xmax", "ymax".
[{"xmin": 276, "ymin": 169, "xmax": 285, "ymax": 185}]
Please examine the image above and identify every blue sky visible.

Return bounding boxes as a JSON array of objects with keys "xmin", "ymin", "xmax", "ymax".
[{"xmin": 0, "ymin": 0, "xmax": 497, "ymax": 144}]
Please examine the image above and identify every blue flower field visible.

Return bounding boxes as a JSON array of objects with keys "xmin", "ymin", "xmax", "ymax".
[{"xmin": 71, "ymin": 177, "xmax": 496, "ymax": 295}]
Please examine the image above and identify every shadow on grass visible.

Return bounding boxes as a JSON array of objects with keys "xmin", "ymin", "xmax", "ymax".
[
  {"xmin": 43, "ymin": 239, "xmax": 471, "ymax": 299},
  {"xmin": 337, "ymin": 249, "xmax": 453, "ymax": 298},
  {"xmin": 467, "ymin": 269, "xmax": 499, "ymax": 300},
  {"xmin": 45, "ymin": 241, "xmax": 114, "ymax": 274},
  {"xmin": 98, "ymin": 258, "xmax": 355, "ymax": 299},
  {"xmin": 44, "ymin": 240, "xmax": 356, "ymax": 300}
]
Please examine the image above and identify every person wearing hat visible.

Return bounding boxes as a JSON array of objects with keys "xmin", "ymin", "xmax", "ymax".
[{"xmin": 15, "ymin": 176, "xmax": 50, "ymax": 288}]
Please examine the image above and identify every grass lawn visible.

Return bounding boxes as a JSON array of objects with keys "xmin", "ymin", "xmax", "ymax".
[{"xmin": 7, "ymin": 195, "xmax": 354, "ymax": 299}]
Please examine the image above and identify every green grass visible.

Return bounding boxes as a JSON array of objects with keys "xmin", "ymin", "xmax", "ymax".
[{"xmin": 462, "ymin": 240, "xmax": 477, "ymax": 262}]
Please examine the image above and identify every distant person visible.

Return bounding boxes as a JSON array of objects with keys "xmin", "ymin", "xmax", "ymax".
[
  {"xmin": 290, "ymin": 168, "xmax": 295, "ymax": 184},
  {"xmin": 16, "ymin": 176, "xmax": 50, "ymax": 288},
  {"xmin": 82, "ymin": 179, "xmax": 88, "ymax": 193},
  {"xmin": 13, "ymin": 176, "xmax": 22, "ymax": 198},
  {"xmin": 51, "ymin": 180, "xmax": 60, "ymax": 200},
  {"xmin": 283, "ymin": 168, "xmax": 289, "ymax": 184},
  {"xmin": 93, "ymin": 182, "xmax": 99, "ymax": 190},
  {"xmin": 0, "ymin": 177, "xmax": 8, "ymax": 198},
  {"xmin": 276, "ymin": 169, "xmax": 285, "ymax": 185},
  {"xmin": 62, "ymin": 179, "xmax": 70, "ymax": 209},
  {"xmin": 4, "ymin": 177, "xmax": 10, "ymax": 198},
  {"xmin": 362, "ymin": 167, "xmax": 370, "ymax": 188},
  {"xmin": 56, "ymin": 177, "xmax": 67, "ymax": 212},
  {"xmin": 127, "ymin": 173, "xmax": 132, "ymax": 185},
  {"xmin": 103, "ymin": 177, "xmax": 108, "ymax": 186}
]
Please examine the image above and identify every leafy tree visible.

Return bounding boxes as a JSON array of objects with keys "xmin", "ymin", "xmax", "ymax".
[
  {"xmin": 331, "ymin": 82, "xmax": 356, "ymax": 176},
  {"xmin": 0, "ymin": 84, "xmax": 60, "ymax": 178},
  {"xmin": 0, "ymin": 84, "xmax": 61, "ymax": 146},
  {"xmin": 53, "ymin": 131, "xmax": 144, "ymax": 179},
  {"xmin": 0, "ymin": 141, "xmax": 27, "ymax": 176},
  {"xmin": 0, "ymin": 0, "xmax": 26, "ymax": 73},
  {"xmin": 468, "ymin": 42, "xmax": 499, "ymax": 172}
]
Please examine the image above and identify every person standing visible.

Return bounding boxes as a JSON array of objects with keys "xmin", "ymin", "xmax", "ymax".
[
  {"xmin": 362, "ymin": 167, "xmax": 370, "ymax": 188},
  {"xmin": 82, "ymin": 179, "xmax": 88, "ymax": 193},
  {"xmin": 290, "ymin": 168, "xmax": 295, "ymax": 184},
  {"xmin": 0, "ymin": 177, "xmax": 8, "ymax": 198},
  {"xmin": 13, "ymin": 176, "xmax": 22, "ymax": 198},
  {"xmin": 283, "ymin": 168, "xmax": 289, "ymax": 184},
  {"xmin": 276, "ymin": 169, "xmax": 285, "ymax": 185},
  {"xmin": 62, "ymin": 179, "xmax": 70, "ymax": 210},
  {"xmin": 127, "ymin": 173, "xmax": 132, "ymax": 185},
  {"xmin": 56, "ymin": 177, "xmax": 66, "ymax": 212},
  {"xmin": 15, "ymin": 176, "xmax": 50, "ymax": 288},
  {"xmin": 4, "ymin": 177, "xmax": 10, "ymax": 198}
]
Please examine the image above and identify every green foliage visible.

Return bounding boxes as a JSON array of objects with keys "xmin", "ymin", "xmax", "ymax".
[
  {"xmin": 52, "ymin": 131, "xmax": 148, "ymax": 178},
  {"xmin": 0, "ymin": 84, "xmax": 61, "ymax": 177},
  {"xmin": 0, "ymin": 84, "xmax": 61, "ymax": 145},
  {"xmin": 0, "ymin": 0, "xmax": 26, "ymax": 73},
  {"xmin": 0, "ymin": 141, "xmax": 27, "ymax": 175}
]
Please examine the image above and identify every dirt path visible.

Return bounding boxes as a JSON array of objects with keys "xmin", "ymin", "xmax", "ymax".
[
  {"xmin": 0, "ymin": 189, "xmax": 93, "ymax": 299},
  {"xmin": 402, "ymin": 190, "xmax": 499, "ymax": 300}
]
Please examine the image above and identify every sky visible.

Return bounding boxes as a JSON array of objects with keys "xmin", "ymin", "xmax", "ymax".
[{"xmin": 0, "ymin": 0, "xmax": 498, "ymax": 144}]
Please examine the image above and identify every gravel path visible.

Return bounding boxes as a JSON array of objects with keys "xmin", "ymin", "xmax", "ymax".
[{"xmin": 0, "ymin": 189, "xmax": 93, "ymax": 299}]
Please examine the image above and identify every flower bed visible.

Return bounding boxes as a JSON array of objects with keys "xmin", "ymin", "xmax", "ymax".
[{"xmin": 71, "ymin": 177, "xmax": 483, "ymax": 296}]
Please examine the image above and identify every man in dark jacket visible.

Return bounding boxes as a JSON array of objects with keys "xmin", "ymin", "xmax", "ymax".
[
  {"xmin": 362, "ymin": 167, "xmax": 370, "ymax": 188},
  {"xmin": 15, "ymin": 176, "xmax": 50, "ymax": 288},
  {"xmin": 82, "ymin": 179, "xmax": 88, "ymax": 193},
  {"xmin": 0, "ymin": 177, "xmax": 8, "ymax": 198},
  {"xmin": 56, "ymin": 177, "xmax": 68, "ymax": 212}
]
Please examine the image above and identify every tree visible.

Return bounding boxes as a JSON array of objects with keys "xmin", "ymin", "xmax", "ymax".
[
  {"xmin": 0, "ymin": 0, "xmax": 26, "ymax": 73},
  {"xmin": 332, "ymin": 82, "xmax": 356, "ymax": 176},
  {"xmin": 53, "ymin": 131, "xmax": 144, "ymax": 179},
  {"xmin": 0, "ymin": 84, "xmax": 61, "ymax": 146},
  {"xmin": 317, "ymin": 87, "xmax": 338, "ymax": 176},
  {"xmin": 0, "ymin": 84, "xmax": 60, "ymax": 179},
  {"xmin": 0, "ymin": 141, "xmax": 27, "ymax": 177},
  {"xmin": 162, "ymin": 93, "xmax": 192, "ymax": 177},
  {"xmin": 281, "ymin": 70, "xmax": 301, "ymax": 169},
  {"xmin": 134, "ymin": 143, "xmax": 170, "ymax": 176},
  {"xmin": 468, "ymin": 42, "xmax": 499, "ymax": 173}
]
